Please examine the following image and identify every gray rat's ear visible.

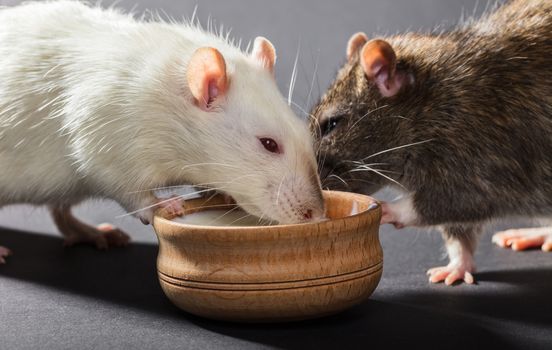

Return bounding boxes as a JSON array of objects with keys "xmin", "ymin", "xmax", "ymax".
[
  {"xmin": 360, "ymin": 39, "xmax": 405, "ymax": 97},
  {"xmin": 187, "ymin": 47, "xmax": 228, "ymax": 111},
  {"xmin": 251, "ymin": 36, "xmax": 276, "ymax": 74},
  {"xmin": 347, "ymin": 32, "xmax": 368, "ymax": 62}
]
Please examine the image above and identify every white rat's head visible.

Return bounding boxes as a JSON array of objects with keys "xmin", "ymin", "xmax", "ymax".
[{"xmin": 157, "ymin": 37, "xmax": 325, "ymax": 224}]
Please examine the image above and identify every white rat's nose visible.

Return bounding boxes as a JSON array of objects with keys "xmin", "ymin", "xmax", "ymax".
[{"xmin": 300, "ymin": 202, "xmax": 326, "ymax": 222}]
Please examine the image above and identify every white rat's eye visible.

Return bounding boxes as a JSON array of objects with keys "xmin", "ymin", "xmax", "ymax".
[{"xmin": 259, "ymin": 137, "xmax": 281, "ymax": 154}]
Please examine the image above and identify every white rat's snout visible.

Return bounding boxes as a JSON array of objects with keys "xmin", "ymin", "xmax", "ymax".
[
  {"xmin": 265, "ymin": 170, "xmax": 326, "ymax": 224},
  {"xmin": 229, "ymin": 166, "xmax": 325, "ymax": 225}
]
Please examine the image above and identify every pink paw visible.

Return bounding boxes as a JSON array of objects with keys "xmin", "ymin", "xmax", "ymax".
[
  {"xmin": 157, "ymin": 197, "xmax": 184, "ymax": 217},
  {"xmin": 0, "ymin": 246, "xmax": 12, "ymax": 264},
  {"xmin": 63, "ymin": 224, "xmax": 130, "ymax": 250},
  {"xmin": 380, "ymin": 202, "xmax": 405, "ymax": 228},
  {"xmin": 492, "ymin": 227, "xmax": 552, "ymax": 252},
  {"xmin": 427, "ymin": 263, "xmax": 475, "ymax": 286}
]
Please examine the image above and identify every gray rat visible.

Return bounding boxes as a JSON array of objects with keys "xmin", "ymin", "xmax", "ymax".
[
  {"xmin": 311, "ymin": 0, "xmax": 552, "ymax": 285},
  {"xmin": 0, "ymin": 1, "xmax": 325, "ymax": 263}
]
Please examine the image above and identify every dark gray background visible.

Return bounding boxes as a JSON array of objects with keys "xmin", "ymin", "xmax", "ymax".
[{"xmin": 1, "ymin": 1, "xmax": 551, "ymax": 349}]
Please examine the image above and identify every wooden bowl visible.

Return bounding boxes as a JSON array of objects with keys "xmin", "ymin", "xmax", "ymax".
[{"xmin": 152, "ymin": 190, "xmax": 382, "ymax": 322}]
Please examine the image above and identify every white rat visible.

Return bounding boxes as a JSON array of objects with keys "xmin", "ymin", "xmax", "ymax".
[{"xmin": 0, "ymin": 1, "xmax": 325, "ymax": 262}]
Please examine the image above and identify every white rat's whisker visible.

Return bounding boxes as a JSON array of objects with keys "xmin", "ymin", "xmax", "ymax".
[
  {"xmin": 226, "ymin": 213, "xmax": 256, "ymax": 226},
  {"xmin": 305, "ymin": 50, "xmax": 320, "ymax": 113},
  {"xmin": 289, "ymin": 101, "xmax": 315, "ymax": 120},
  {"xmin": 127, "ymin": 181, "xmax": 231, "ymax": 194},
  {"xmin": 287, "ymin": 41, "xmax": 300, "ymax": 106},
  {"xmin": 205, "ymin": 205, "xmax": 242, "ymax": 225},
  {"xmin": 275, "ymin": 174, "xmax": 286, "ymax": 207},
  {"xmin": 117, "ymin": 193, "xmax": 191, "ymax": 218},
  {"xmin": 362, "ymin": 139, "xmax": 434, "ymax": 161},
  {"xmin": 117, "ymin": 186, "xmax": 262, "ymax": 219},
  {"xmin": 180, "ymin": 162, "xmax": 240, "ymax": 172},
  {"xmin": 318, "ymin": 146, "xmax": 330, "ymax": 175},
  {"xmin": 256, "ymin": 212, "xmax": 268, "ymax": 225}
]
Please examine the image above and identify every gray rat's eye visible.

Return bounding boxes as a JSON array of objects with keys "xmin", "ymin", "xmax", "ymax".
[
  {"xmin": 259, "ymin": 137, "xmax": 281, "ymax": 154},
  {"xmin": 320, "ymin": 116, "xmax": 343, "ymax": 137}
]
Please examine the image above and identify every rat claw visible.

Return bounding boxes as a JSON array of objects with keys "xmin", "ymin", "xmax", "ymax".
[
  {"xmin": 139, "ymin": 215, "xmax": 150, "ymax": 225},
  {"xmin": 464, "ymin": 271, "xmax": 475, "ymax": 284},
  {"xmin": 427, "ymin": 263, "xmax": 475, "ymax": 285},
  {"xmin": 492, "ymin": 227, "xmax": 552, "ymax": 252},
  {"xmin": 0, "ymin": 246, "xmax": 12, "ymax": 264}
]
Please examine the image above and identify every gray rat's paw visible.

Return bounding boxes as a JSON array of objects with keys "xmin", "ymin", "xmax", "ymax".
[
  {"xmin": 379, "ymin": 199, "xmax": 417, "ymax": 229},
  {"xmin": 0, "ymin": 246, "xmax": 12, "ymax": 264},
  {"xmin": 492, "ymin": 227, "xmax": 552, "ymax": 251},
  {"xmin": 427, "ymin": 263, "xmax": 475, "ymax": 286}
]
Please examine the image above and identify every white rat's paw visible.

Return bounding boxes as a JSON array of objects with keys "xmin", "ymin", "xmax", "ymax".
[
  {"xmin": 156, "ymin": 197, "xmax": 185, "ymax": 217},
  {"xmin": 427, "ymin": 263, "xmax": 475, "ymax": 286},
  {"xmin": 492, "ymin": 227, "xmax": 552, "ymax": 252},
  {"xmin": 137, "ymin": 197, "xmax": 185, "ymax": 225},
  {"xmin": 63, "ymin": 224, "xmax": 130, "ymax": 250},
  {"xmin": 0, "ymin": 246, "xmax": 12, "ymax": 264}
]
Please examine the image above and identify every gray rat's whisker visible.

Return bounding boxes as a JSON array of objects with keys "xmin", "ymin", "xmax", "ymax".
[
  {"xmin": 344, "ymin": 161, "xmax": 390, "ymax": 167},
  {"xmin": 348, "ymin": 178, "xmax": 378, "ymax": 185},
  {"xmin": 348, "ymin": 167, "xmax": 405, "ymax": 189},
  {"xmin": 345, "ymin": 104, "xmax": 390, "ymax": 135},
  {"xmin": 353, "ymin": 166, "xmax": 402, "ymax": 175},
  {"xmin": 326, "ymin": 174, "xmax": 349, "ymax": 187},
  {"xmin": 362, "ymin": 139, "xmax": 434, "ymax": 161},
  {"xmin": 387, "ymin": 115, "xmax": 412, "ymax": 121}
]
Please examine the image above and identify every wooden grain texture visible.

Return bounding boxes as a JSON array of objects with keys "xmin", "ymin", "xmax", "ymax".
[{"xmin": 152, "ymin": 190, "xmax": 383, "ymax": 322}]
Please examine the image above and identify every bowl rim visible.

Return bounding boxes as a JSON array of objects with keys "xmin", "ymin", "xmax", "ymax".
[{"xmin": 153, "ymin": 190, "xmax": 380, "ymax": 233}]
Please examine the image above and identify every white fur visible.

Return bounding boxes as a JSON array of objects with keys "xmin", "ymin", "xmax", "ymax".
[
  {"xmin": 384, "ymin": 195, "xmax": 419, "ymax": 226},
  {"xmin": 444, "ymin": 238, "xmax": 474, "ymax": 269},
  {"xmin": 0, "ymin": 1, "xmax": 324, "ymax": 224}
]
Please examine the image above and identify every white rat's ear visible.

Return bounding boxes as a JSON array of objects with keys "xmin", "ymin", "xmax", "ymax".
[
  {"xmin": 360, "ymin": 39, "xmax": 404, "ymax": 97},
  {"xmin": 346, "ymin": 32, "xmax": 368, "ymax": 62},
  {"xmin": 251, "ymin": 36, "xmax": 276, "ymax": 74},
  {"xmin": 187, "ymin": 47, "xmax": 228, "ymax": 111}
]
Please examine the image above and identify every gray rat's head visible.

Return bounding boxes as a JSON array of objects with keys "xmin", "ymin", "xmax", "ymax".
[{"xmin": 311, "ymin": 33, "xmax": 426, "ymax": 194}]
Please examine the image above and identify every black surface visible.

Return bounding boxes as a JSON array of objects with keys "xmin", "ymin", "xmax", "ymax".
[{"xmin": 1, "ymin": 223, "xmax": 551, "ymax": 349}]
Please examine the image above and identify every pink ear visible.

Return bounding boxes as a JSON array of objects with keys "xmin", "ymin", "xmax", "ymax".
[
  {"xmin": 346, "ymin": 32, "xmax": 368, "ymax": 62},
  {"xmin": 187, "ymin": 47, "xmax": 228, "ymax": 111},
  {"xmin": 360, "ymin": 39, "xmax": 404, "ymax": 97},
  {"xmin": 251, "ymin": 36, "xmax": 276, "ymax": 74}
]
